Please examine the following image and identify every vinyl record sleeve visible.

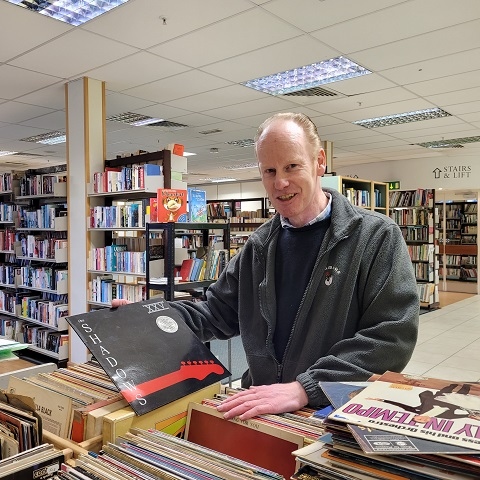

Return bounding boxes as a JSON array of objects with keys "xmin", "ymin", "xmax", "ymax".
[{"xmin": 66, "ymin": 299, "xmax": 230, "ymax": 415}]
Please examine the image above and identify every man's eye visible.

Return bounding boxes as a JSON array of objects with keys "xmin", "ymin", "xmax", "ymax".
[{"xmin": 264, "ymin": 168, "xmax": 275, "ymax": 174}]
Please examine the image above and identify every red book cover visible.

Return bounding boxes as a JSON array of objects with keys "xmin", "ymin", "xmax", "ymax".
[
  {"xmin": 179, "ymin": 259, "xmax": 195, "ymax": 282},
  {"xmin": 157, "ymin": 188, "xmax": 188, "ymax": 222},
  {"xmin": 149, "ymin": 197, "xmax": 158, "ymax": 223}
]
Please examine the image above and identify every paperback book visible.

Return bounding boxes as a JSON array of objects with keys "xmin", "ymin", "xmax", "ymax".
[
  {"xmin": 328, "ymin": 371, "xmax": 480, "ymax": 452},
  {"xmin": 156, "ymin": 188, "xmax": 187, "ymax": 222},
  {"xmin": 187, "ymin": 188, "xmax": 207, "ymax": 222},
  {"xmin": 66, "ymin": 299, "xmax": 230, "ymax": 415}
]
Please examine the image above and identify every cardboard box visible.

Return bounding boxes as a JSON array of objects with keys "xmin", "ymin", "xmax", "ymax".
[{"xmin": 102, "ymin": 383, "xmax": 220, "ymax": 443}]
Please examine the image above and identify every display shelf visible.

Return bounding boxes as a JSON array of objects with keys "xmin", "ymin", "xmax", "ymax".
[
  {"xmin": 145, "ymin": 222, "xmax": 230, "ymax": 301},
  {"xmin": 390, "ymin": 188, "xmax": 439, "ymax": 308},
  {"xmin": 322, "ymin": 176, "xmax": 389, "ymax": 214}
]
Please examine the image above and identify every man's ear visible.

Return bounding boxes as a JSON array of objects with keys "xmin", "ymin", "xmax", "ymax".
[{"xmin": 317, "ymin": 149, "xmax": 326, "ymax": 176}]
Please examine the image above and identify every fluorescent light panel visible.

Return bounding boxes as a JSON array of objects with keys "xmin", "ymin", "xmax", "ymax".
[
  {"xmin": 226, "ymin": 139, "xmax": 255, "ymax": 148},
  {"xmin": 183, "ymin": 152, "xmax": 196, "ymax": 157},
  {"xmin": 0, "ymin": 151, "xmax": 18, "ymax": 156},
  {"xmin": 20, "ymin": 131, "xmax": 66, "ymax": 144},
  {"xmin": 241, "ymin": 56, "xmax": 371, "ymax": 95},
  {"xmin": 353, "ymin": 108, "xmax": 451, "ymax": 129},
  {"xmin": 416, "ymin": 136, "xmax": 480, "ymax": 148},
  {"xmin": 106, "ymin": 112, "xmax": 164, "ymax": 126},
  {"xmin": 224, "ymin": 163, "xmax": 258, "ymax": 170},
  {"xmin": 199, "ymin": 177, "xmax": 237, "ymax": 183},
  {"xmin": 6, "ymin": 0, "xmax": 129, "ymax": 27}
]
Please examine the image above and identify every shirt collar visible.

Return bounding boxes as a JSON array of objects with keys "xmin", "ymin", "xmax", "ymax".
[{"xmin": 280, "ymin": 191, "xmax": 332, "ymax": 229}]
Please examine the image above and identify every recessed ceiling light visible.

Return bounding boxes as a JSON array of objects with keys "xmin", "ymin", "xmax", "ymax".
[
  {"xmin": 20, "ymin": 131, "xmax": 66, "ymax": 145},
  {"xmin": 199, "ymin": 177, "xmax": 237, "ymax": 183},
  {"xmin": 199, "ymin": 129, "xmax": 223, "ymax": 135},
  {"xmin": 416, "ymin": 136, "xmax": 480, "ymax": 148},
  {"xmin": 0, "ymin": 151, "xmax": 18, "ymax": 157},
  {"xmin": 5, "ymin": 0, "xmax": 129, "ymax": 27},
  {"xmin": 107, "ymin": 112, "xmax": 164, "ymax": 126},
  {"xmin": 226, "ymin": 139, "xmax": 255, "ymax": 148},
  {"xmin": 353, "ymin": 108, "xmax": 451, "ymax": 128},
  {"xmin": 224, "ymin": 163, "xmax": 258, "ymax": 170},
  {"xmin": 241, "ymin": 56, "xmax": 371, "ymax": 95}
]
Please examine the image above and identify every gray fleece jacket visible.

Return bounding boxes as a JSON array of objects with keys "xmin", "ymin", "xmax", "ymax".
[{"xmin": 171, "ymin": 188, "xmax": 419, "ymax": 407}]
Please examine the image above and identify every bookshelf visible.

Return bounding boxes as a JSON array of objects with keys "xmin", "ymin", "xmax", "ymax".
[
  {"xmin": 437, "ymin": 200, "xmax": 477, "ymax": 292},
  {"xmin": 0, "ymin": 170, "xmax": 69, "ymax": 364},
  {"xmin": 389, "ymin": 189, "xmax": 439, "ymax": 309},
  {"xmin": 145, "ymin": 222, "xmax": 230, "ymax": 301},
  {"xmin": 321, "ymin": 176, "xmax": 389, "ymax": 215},
  {"xmin": 85, "ymin": 149, "xmax": 193, "ymax": 307}
]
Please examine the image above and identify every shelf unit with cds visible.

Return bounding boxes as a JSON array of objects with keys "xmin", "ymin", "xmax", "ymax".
[
  {"xmin": 86, "ymin": 149, "xmax": 180, "ymax": 308},
  {"xmin": 389, "ymin": 188, "xmax": 439, "ymax": 309},
  {"xmin": 0, "ymin": 170, "xmax": 70, "ymax": 364}
]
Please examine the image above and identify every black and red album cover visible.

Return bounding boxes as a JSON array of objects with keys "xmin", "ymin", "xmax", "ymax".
[{"xmin": 66, "ymin": 299, "xmax": 230, "ymax": 415}]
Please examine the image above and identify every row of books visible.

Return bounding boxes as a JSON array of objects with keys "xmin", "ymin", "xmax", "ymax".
[
  {"xmin": 16, "ymin": 235, "xmax": 67, "ymax": 259},
  {"xmin": 19, "ymin": 294, "xmax": 68, "ymax": 328},
  {"xmin": 343, "ymin": 187, "xmax": 371, "ymax": 208},
  {"xmin": 0, "ymin": 172, "xmax": 13, "ymax": 193},
  {"xmin": 408, "ymin": 243, "xmax": 434, "ymax": 262},
  {"xmin": 0, "ymin": 263, "xmax": 16, "ymax": 285},
  {"xmin": 400, "ymin": 225, "xmax": 434, "ymax": 242},
  {"xmin": 18, "ymin": 173, "xmax": 66, "ymax": 197},
  {"xmin": 89, "ymin": 200, "xmax": 146, "ymax": 229},
  {"xmin": 88, "ymin": 244, "xmax": 146, "ymax": 274},
  {"xmin": 0, "ymin": 229, "xmax": 15, "ymax": 251},
  {"xmin": 390, "ymin": 188, "xmax": 434, "ymax": 208},
  {"xmin": 179, "ymin": 248, "xmax": 228, "ymax": 282},
  {"xmin": 0, "ymin": 203, "xmax": 15, "ymax": 222},
  {"xmin": 18, "ymin": 266, "xmax": 67, "ymax": 292},
  {"xmin": 417, "ymin": 282, "xmax": 437, "ymax": 303},
  {"xmin": 17, "ymin": 204, "xmax": 67, "ymax": 229},
  {"xmin": 390, "ymin": 207, "xmax": 432, "ymax": 225},
  {"xmin": 23, "ymin": 324, "xmax": 68, "ymax": 353},
  {"xmin": 92, "ymin": 163, "xmax": 162, "ymax": 193},
  {"xmin": 88, "ymin": 277, "xmax": 146, "ymax": 304}
]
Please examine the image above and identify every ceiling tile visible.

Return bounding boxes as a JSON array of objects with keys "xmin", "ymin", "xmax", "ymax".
[
  {"xmin": 0, "ymin": 101, "xmax": 55, "ymax": 124},
  {"xmin": 149, "ymin": 9, "xmax": 302, "ymax": 68},
  {"xmin": 0, "ymin": 65, "xmax": 61, "ymax": 101},
  {"xmin": 350, "ymin": 19, "xmax": 480, "ymax": 71},
  {"xmin": 82, "ymin": 0, "xmax": 254, "ymax": 49},
  {"xmin": 425, "ymin": 87, "xmax": 480, "ymax": 107},
  {"xmin": 405, "ymin": 70, "xmax": 480, "ymax": 97},
  {"xmin": 381, "ymin": 49, "xmax": 480, "ymax": 85},
  {"xmin": 20, "ymin": 110, "xmax": 66, "ymax": 130},
  {"xmin": 311, "ymin": 0, "xmax": 480, "ymax": 53},
  {"xmin": 85, "ymin": 52, "xmax": 190, "ymax": 92},
  {"xmin": 10, "ymin": 30, "xmax": 138, "ymax": 78},
  {"xmin": 165, "ymin": 85, "xmax": 266, "ymax": 112},
  {"xmin": 105, "ymin": 92, "xmax": 157, "ymax": 117},
  {"xmin": 124, "ymin": 70, "xmax": 233, "ymax": 103}
]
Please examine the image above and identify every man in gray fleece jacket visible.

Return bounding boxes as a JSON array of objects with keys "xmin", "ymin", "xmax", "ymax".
[{"xmin": 115, "ymin": 112, "xmax": 419, "ymax": 421}]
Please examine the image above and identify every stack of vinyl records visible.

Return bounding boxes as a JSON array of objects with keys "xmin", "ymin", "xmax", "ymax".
[
  {"xmin": 56, "ymin": 428, "xmax": 285, "ymax": 480},
  {"xmin": 292, "ymin": 372, "xmax": 480, "ymax": 479}
]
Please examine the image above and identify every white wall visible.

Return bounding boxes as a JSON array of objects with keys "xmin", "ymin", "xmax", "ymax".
[
  {"xmin": 333, "ymin": 154, "xmax": 479, "ymax": 192},
  {"xmin": 201, "ymin": 180, "xmax": 266, "ymax": 200}
]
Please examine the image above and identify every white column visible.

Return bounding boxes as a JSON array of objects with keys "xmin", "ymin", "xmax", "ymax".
[{"xmin": 66, "ymin": 77, "xmax": 105, "ymax": 363}]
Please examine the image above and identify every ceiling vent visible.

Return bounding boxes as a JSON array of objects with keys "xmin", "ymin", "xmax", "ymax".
[
  {"xmin": 281, "ymin": 86, "xmax": 338, "ymax": 97},
  {"xmin": 147, "ymin": 120, "xmax": 188, "ymax": 128},
  {"xmin": 13, "ymin": 152, "xmax": 45, "ymax": 157},
  {"xmin": 199, "ymin": 128, "xmax": 223, "ymax": 135}
]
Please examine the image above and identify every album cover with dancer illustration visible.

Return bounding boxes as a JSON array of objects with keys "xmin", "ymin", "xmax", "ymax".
[
  {"xmin": 66, "ymin": 299, "xmax": 230, "ymax": 415},
  {"xmin": 328, "ymin": 371, "xmax": 480, "ymax": 452}
]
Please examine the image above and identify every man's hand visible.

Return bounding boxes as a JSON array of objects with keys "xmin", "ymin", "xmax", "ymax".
[
  {"xmin": 216, "ymin": 381, "xmax": 309, "ymax": 420},
  {"xmin": 111, "ymin": 299, "xmax": 132, "ymax": 308}
]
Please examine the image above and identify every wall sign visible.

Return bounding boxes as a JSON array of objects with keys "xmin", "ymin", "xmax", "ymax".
[{"xmin": 433, "ymin": 165, "xmax": 472, "ymax": 180}]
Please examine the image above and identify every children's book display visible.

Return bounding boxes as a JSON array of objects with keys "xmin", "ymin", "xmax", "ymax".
[{"xmin": 66, "ymin": 299, "xmax": 230, "ymax": 415}]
